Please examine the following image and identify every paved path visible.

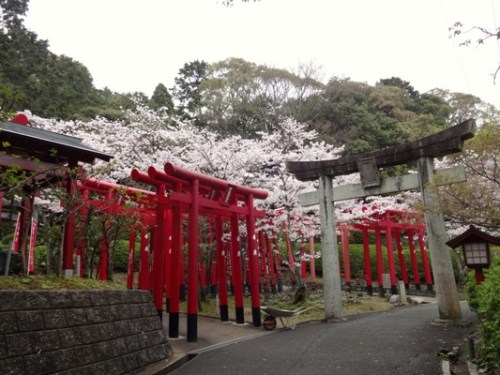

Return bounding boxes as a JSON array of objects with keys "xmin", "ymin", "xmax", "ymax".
[{"xmin": 169, "ymin": 301, "xmax": 477, "ymax": 375}]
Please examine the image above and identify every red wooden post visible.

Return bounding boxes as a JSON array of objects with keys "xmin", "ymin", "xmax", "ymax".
[
  {"xmin": 164, "ymin": 208, "xmax": 172, "ymax": 311},
  {"xmin": 208, "ymin": 220, "xmax": 217, "ymax": 295},
  {"xmin": 309, "ymin": 236, "xmax": 316, "ymax": 283},
  {"xmin": 362, "ymin": 227, "xmax": 373, "ymax": 295},
  {"xmin": 149, "ymin": 230, "xmax": 155, "ymax": 287},
  {"xmin": 62, "ymin": 162, "xmax": 77, "ymax": 277},
  {"xmin": 418, "ymin": 230, "xmax": 433, "ymax": 291},
  {"xmin": 179, "ymin": 229, "xmax": 186, "ymax": 302},
  {"xmin": 384, "ymin": 214, "xmax": 398, "ymax": 294},
  {"xmin": 98, "ymin": 190, "xmax": 113, "ymax": 281},
  {"xmin": 76, "ymin": 189, "xmax": 89, "ymax": 278},
  {"xmin": 284, "ymin": 231, "xmax": 295, "ymax": 272},
  {"xmin": 187, "ymin": 179, "xmax": 200, "ymax": 342},
  {"xmin": 245, "ymin": 255, "xmax": 251, "ymax": 290},
  {"xmin": 407, "ymin": 230, "xmax": 421, "ymax": 290},
  {"xmin": 247, "ymin": 194, "xmax": 261, "ymax": 327},
  {"xmin": 300, "ymin": 245, "xmax": 307, "ymax": 280},
  {"xmin": 265, "ymin": 233, "xmax": 277, "ymax": 290},
  {"xmin": 27, "ymin": 216, "xmax": 37, "ymax": 274},
  {"xmin": 340, "ymin": 225, "xmax": 351, "ymax": 289},
  {"xmin": 138, "ymin": 225, "xmax": 150, "ymax": 290},
  {"xmin": 199, "ymin": 222, "xmax": 209, "ymax": 295},
  {"xmin": 230, "ymin": 215, "xmax": 245, "ymax": 324},
  {"xmin": 98, "ymin": 236, "xmax": 108, "ymax": 280},
  {"xmin": 474, "ymin": 267, "xmax": 485, "ymax": 284},
  {"xmin": 152, "ymin": 185, "xmax": 166, "ymax": 319},
  {"xmin": 168, "ymin": 184, "xmax": 182, "ymax": 338},
  {"xmin": 375, "ymin": 228, "xmax": 385, "ymax": 296},
  {"xmin": 394, "ymin": 230, "xmax": 409, "ymax": 288},
  {"xmin": 273, "ymin": 237, "xmax": 283, "ymax": 292},
  {"xmin": 127, "ymin": 229, "xmax": 136, "ymax": 289},
  {"xmin": 258, "ymin": 231, "xmax": 268, "ymax": 287},
  {"xmin": 215, "ymin": 216, "xmax": 229, "ymax": 321}
]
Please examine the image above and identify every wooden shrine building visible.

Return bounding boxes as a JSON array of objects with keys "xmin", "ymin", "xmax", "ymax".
[{"xmin": 0, "ymin": 115, "xmax": 112, "ymax": 276}]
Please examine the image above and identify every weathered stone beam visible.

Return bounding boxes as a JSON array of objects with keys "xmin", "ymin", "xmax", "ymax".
[
  {"xmin": 287, "ymin": 119, "xmax": 475, "ymax": 181},
  {"xmin": 299, "ymin": 166, "xmax": 466, "ymax": 206}
]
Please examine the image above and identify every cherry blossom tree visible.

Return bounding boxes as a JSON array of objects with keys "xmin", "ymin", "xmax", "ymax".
[{"xmin": 27, "ymin": 105, "xmax": 429, "ymax": 275}]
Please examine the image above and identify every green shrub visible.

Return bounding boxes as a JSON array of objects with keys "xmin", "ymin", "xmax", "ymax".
[
  {"xmin": 285, "ymin": 238, "xmax": 460, "ymax": 287},
  {"xmin": 34, "ymin": 245, "xmax": 47, "ymax": 273},
  {"xmin": 1, "ymin": 232, "xmax": 14, "ymax": 249},
  {"xmin": 465, "ymin": 258, "xmax": 500, "ymax": 373},
  {"xmin": 113, "ymin": 239, "xmax": 140, "ymax": 273},
  {"xmin": 33, "ymin": 245, "xmax": 61, "ymax": 275}
]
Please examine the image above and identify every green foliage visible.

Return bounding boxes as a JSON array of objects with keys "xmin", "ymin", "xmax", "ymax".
[
  {"xmin": 0, "ymin": 71, "xmax": 24, "ymax": 120},
  {"xmin": 0, "ymin": 0, "xmax": 29, "ymax": 29},
  {"xmin": 172, "ymin": 60, "xmax": 208, "ymax": 124},
  {"xmin": 309, "ymin": 76, "xmax": 451, "ymax": 153},
  {"xmin": 0, "ymin": 22, "xmax": 101, "ymax": 119},
  {"xmin": 379, "ymin": 77, "xmax": 419, "ymax": 99},
  {"xmin": 33, "ymin": 242, "xmax": 60, "ymax": 275},
  {"xmin": 1, "ymin": 231, "xmax": 14, "ymax": 248},
  {"xmin": 465, "ymin": 258, "xmax": 500, "ymax": 373},
  {"xmin": 112, "ymin": 239, "xmax": 139, "ymax": 273},
  {"xmin": 149, "ymin": 83, "xmax": 174, "ymax": 113},
  {"xmin": 199, "ymin": 58, "xmax": 324, "ymax": 137},
  {"xmin": 34, "ymin": 244, "xmax": 48, "ymax": 272}
]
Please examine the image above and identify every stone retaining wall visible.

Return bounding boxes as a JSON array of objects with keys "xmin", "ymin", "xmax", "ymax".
[{"xmin": 0, "ymin": 289, "xmax": 172, "ymax": 375}]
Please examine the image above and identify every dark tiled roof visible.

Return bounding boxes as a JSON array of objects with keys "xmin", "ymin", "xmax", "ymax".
[
  {"xmin": 0, "ymin": 121, "xmax": 112, "ymax": 163},
  {"xmin": 446, "ymin": 225, "xmax": 500, "ymax": 248}
]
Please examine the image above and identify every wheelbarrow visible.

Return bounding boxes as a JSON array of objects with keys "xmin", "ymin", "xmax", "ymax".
[{"xmin": 261, "ymin": 306, "xmax": 311, "ymax": 330}]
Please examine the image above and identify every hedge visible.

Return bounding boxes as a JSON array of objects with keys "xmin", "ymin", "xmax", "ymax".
[{"xmin": 465, "ymin": 258, "xmax": 500, "ymax": 373}]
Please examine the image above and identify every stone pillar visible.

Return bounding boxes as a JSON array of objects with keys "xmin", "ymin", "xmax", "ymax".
[
  {"xmin": 318, "ymin": 175, "xmax": 343, "ymax": 319},
  {"xmin": 417, "ymin": 157, "xmax": 462, "ymax": 321}
]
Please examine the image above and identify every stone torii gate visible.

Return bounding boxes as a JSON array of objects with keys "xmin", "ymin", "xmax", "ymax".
[{"xmin": 287, "ymin": 119, "xmax": 475, "ymax": 322}]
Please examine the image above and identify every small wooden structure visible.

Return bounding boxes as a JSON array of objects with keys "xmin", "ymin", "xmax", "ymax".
[
  {"xmin": 0, "ymin": 116, "xmax": 112, "ymax": 276},
  {"xmin": 446, "ymin": 225, "xmax": 500, "ymax": 284}
]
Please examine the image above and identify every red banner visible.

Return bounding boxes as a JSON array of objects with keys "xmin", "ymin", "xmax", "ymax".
[
  {"xmin": 12, "ymin": 214, "xmax": 21, "ymax": 253},
  {"xmin": 28, "ymin": 218, "xmax": 38, "ymax": 274}
]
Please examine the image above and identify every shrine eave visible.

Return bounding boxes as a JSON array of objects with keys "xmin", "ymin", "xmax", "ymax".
[{"xmin": 0, "ymin": 121, "xmax": 112, "ymax": 164}]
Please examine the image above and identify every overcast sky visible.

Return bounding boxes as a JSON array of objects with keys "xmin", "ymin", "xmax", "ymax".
[{"xmin": 25, "ymin": 0, "xmax": 500, "ymax": 106}]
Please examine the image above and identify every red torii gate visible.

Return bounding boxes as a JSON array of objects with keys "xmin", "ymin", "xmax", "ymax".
[
  {"xmin": 340, "ymin": 208, "xmax": 432, "ymax": 296},
  {"xmin": 74, "ymin": 178, "xmax": 156, "ymax": 280},
  {"xmin": 272, "ymin": 207, "xmax": 318, "ymax": 283},
  {"xmin": 131, "ymin": 162, "xmax": 268, "ymax": 342}
]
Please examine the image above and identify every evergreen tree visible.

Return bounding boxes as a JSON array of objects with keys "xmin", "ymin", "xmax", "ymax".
[
  {"xmin": 171, "ymin": 60, "xmax": 208, "ymax": 124},
  {"xmin": 149, "ymin": 83, "xmax": 174, "ymax": 113}
]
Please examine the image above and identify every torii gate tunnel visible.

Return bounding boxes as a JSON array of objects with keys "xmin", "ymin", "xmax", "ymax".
[
  {"xmin": 340, "ymin": 208, "xmax": 432, "ymax": 296},
  {"xmin": 74, "ymin": 178, "xmax": 155, "ymax": 280},
  {"xmin": 131, "ymin": 162, "xmax": 268, "ymax": 342}
]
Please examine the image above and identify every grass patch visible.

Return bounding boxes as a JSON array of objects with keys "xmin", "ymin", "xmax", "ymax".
[
  {"xmin": 191, "ymin": 287, "xmax": 393, "ymax": 325},
  {"xmin": 0, "ymin": 274, "xmax": 127, "ymax": 290}
]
